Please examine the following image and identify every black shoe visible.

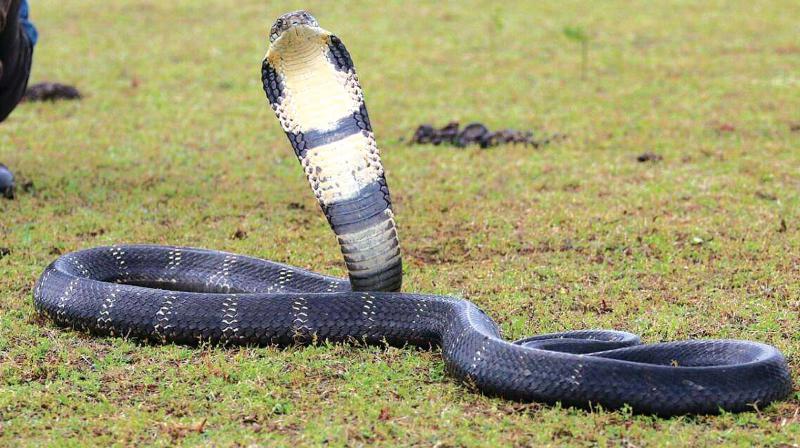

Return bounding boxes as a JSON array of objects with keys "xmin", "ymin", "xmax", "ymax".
[{"xmin": 0, "ymin": 163, "xmax": 14, "ymax": 198}]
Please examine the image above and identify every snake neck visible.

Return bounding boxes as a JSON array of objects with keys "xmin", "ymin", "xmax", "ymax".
[{"xmin": 263, "ymin": 14, "xmax": 402, "ymax": 291}]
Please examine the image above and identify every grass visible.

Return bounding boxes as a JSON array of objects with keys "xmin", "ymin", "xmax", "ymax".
[{"xmin": 1, "ymin": 0, "xmax": 799, "ymax": 445}]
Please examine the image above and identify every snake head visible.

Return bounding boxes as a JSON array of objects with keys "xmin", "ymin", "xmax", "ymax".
[{"xmin": 270, "ymin": 10, "xmax": 320, "ymax": 43}]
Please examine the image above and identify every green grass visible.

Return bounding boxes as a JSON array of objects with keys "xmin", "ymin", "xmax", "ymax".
[{"xmin": 2, "ymin": 0, "xmax": 799, "ymax": 445}]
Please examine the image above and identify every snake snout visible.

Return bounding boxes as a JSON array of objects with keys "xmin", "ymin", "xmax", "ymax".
[{"xmin": 270, "ymin": 10, "xmax": 319, "ymax": 43}]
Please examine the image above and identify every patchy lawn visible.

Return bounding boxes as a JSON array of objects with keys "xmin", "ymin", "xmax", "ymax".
[{"xmin": 1, "ymin": 0, "xmax": 798, "ymax": 445}]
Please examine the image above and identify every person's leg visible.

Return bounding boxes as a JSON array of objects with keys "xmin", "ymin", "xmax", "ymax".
[
  {"xmin": 0, "ymin": 0, "xmax": 33, "ymax": 121},
  {"xmin": 0, "ymin": 0, "xmax": 35, "ymax": 198}
]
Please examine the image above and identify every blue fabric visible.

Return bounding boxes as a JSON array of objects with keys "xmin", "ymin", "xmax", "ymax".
[{"xmin": 19, "ymin": 0, "xmax": 37, "ymax": 46}]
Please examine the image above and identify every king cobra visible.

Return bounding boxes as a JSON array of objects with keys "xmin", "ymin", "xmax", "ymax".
[{"xmin": 33, "ymin": 11, "xmax": 791, "ymax": 416}]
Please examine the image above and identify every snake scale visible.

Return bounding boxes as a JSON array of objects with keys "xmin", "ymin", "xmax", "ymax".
[{"xmin": 33, "ymin": 11, "xmax": 791, "ymax": 416}]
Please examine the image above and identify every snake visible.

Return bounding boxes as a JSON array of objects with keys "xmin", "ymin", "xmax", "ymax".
[{"xmin": 32, "ymin": 11, "xmax": 792, "ymax": 416}]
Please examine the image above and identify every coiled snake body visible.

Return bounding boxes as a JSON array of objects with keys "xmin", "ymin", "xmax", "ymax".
[{"xmin": 33, "ymin": 11, "xmax": 791, "ymax": 415}]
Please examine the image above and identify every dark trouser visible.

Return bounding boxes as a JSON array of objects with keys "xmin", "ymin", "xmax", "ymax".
[{"xmin": 0, "ymin": 0, "xmax": 32, "ymax": 122}]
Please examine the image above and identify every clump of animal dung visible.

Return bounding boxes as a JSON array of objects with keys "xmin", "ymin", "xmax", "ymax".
[
  {"xmin": 409, "ymin": 121, "xmax": 563, "ymax": 149},
  {"xmin": 23, "ymin": 82, "xmax": 82, "ymax": 102}
]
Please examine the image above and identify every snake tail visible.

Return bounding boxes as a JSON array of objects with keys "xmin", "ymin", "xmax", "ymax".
[{"xmin": 261, "ymin": 11, "xmax": 402, "ymax": 292}]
